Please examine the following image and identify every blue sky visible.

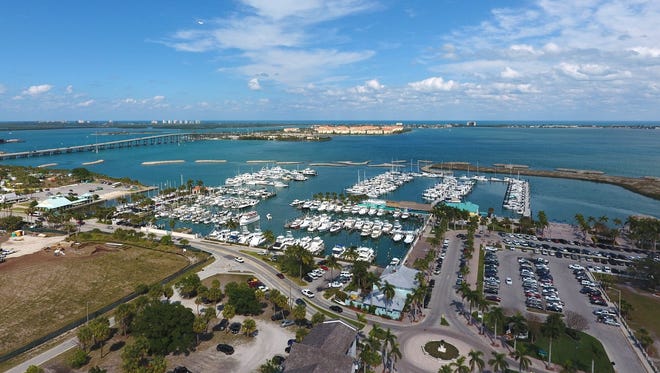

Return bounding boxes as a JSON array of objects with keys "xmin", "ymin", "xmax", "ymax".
[{"xmin": 1, "ymin": 0, "xmax": 659, "ymax": 121}]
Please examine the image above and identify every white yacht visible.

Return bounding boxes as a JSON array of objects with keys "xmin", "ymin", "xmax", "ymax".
[
  {"xmin": 331, "ymin": 244, "xmax": 346, "ymax": 258},
  {"xmin": 239, "ymin": 211, "xmax": 260, "ymax": 225}
]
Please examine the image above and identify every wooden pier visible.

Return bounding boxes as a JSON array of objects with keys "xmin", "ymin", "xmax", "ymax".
[{"xmin": 0, "ymin": 133, "xmax": 193, "ymax": 161}]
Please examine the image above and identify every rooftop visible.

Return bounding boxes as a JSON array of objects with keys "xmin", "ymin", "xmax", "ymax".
[{"xmin": 284, "ymin": 320, "xmax": 357, "ymax": 373}]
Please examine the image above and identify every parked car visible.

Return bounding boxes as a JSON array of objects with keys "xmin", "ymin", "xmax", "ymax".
[
  {"xmin": 485, "ymin": 295, "xmax": 501, "ymax": 302},
  {"xmin": 216, "ymin": 343, "xmax": 235, "ymax": 355},
  {"xmin": 281, "ymin": 319, "xmax": 295, "ymax": 328},
  {"xmin": 295, "ymin": 298, "xmax": 307, "ymax": 307},
  {"xmin": 213, "ymin": 318, "xmax": 229, "ymax": 331},
  {"xmin": 271, "ymin": 309, "xmax": 290, "ymax": 321},
  {"xmin": 329, "ymin": 305, "xmax": 343, "ymax": 313},
  {"xmin": 229, "ymin": 322, "xmax": 242, "ymax": 334}
]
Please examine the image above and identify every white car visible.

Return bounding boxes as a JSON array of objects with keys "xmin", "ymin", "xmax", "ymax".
[
  {"xmin": 234, "ymin": 256, "xmax": 245, "ymax": 263},
  {"xmin": 301, "ymin": 289, "xmax": 315, "ymax": 298},
  {"xmin": 505, "ymin": 277, "xmax": 512, "ymax": 285},
  {"xmin": 568, "ymin": 263, "xmax": 584, "ymax": 270},
  {"xmin": 329, "ymin": 281, "xmax": 343, "ymax": 288}
]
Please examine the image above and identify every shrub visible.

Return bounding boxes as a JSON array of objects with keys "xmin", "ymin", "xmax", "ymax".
[{"xmin": 68, "ymin": 347, "xmax": 90, "ymax": 369}]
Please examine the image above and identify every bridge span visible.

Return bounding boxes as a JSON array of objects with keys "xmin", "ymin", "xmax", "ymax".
[{"xmin": 0, "ymin": 133, "xmax": 194, "ymax": 161}]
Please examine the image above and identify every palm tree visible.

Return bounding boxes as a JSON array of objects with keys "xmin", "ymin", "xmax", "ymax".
[
  {"xmin": 465, "ymin": 289, "xmax": 479, "ymax": 324},
  {"xmin": 450, "ymin": 355, "xmax": 470, "ymax": 373},
  {"xmin": 467, "ymin": 349, "xmax": 485, "ymax": 372},
  {"xmin": 488, "ymin": 351, "xmax": 509, "ymax": 373},
  {"xmin": 507, "ymin": 312, "xmax": 527, "ymax": 351},
  {"xmin": 541, "ymin": 313, "xmax": 565, "ymax": 367},
  {"xmin": 438, "ymin": 366, "xmax": 453, "ymax": 373},
  {"xmin": 326, "ymin": 254, "xmax": 341, "ymax": 279},
  {"xmin": 488, "ymin": 307, "xmax": 505, "ymax": 346},
  {"xmin": 380, "ymin": 328, "xmax": 397, "ymax": 372},
  {"xmin": 364, "ymin": 271, "xmax": 381, "ymax": 296},
  {"xmin": 344, "ymin": 245, "xmax": 359, "ymax": 262},
  {"xmin": 476, "ymin": 295, "xmax": 490, "ymax": 333},
  {"xmin": 262, "ymin": 229, "xmax": 276, "ymax": 247},
  {"xmin": 380, "ymin": 281, "xmax": 396, "ymax": 311},
  {"xmin": 243, "ymin": 318, "xmax": 257, "ymax": 337},
  {"xmin": 512, "ymin": 346, "xmax": 531, "ymax": 373},
  {"xmin": 388, "ymin": 341, "xmax": 402, "ymax": 373}
]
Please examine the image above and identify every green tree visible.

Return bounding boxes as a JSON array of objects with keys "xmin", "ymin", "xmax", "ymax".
[
  {"xmin": 541, "ymin": 313, "xmax": 565, "ymax": 367},
  {"xmin": 438, "ymin": 366, "xmax": 452, "ymax": 373},
  {"xmin": 114, "ymin": 303, "xmax": 135, "ymax": 336},
  {"xmin": 193, "ymin": 315, "xmax": 208, "ymax": 345},
  {"xmin": 243, "ymin": 318, "xmax": 257, "ymax": 337},
  {"xmin": 311, "ymin": 312, "xmax": 326, "ymax": 325},
  {"xmin": 326, "ymin": 254, "xmax": 341, "ymax": 279},
  {"xmin": 281, "ymin": 244, "xmax": 315, "ymax": 278},
  {"xmin": 488, "ymin": 306, "xmax": 505, "ymax": 345},
  {"xmin": 89, "ymin": 317, "xmax": 111, "ymax": 358},
  {"xmin": 512, "ymin": 346, "xmax": 532, "ymax": 373},
  {"xmin": 222, "ymin": 304, "xmax": 236, "ymax": 324},
  {"xmin": 88, "ymin": 366, "xmax": 107, "ymax": 373},
  {"xmin": 450, "ymin": 355, "xmax": 470, "ymax": 373},
  {"xmin": 120, "ymin": 336, "xmax": 149, "ymax": 373},
  {"xmin": 77, "ymin": 324, "xmax": 94, "ymax": 352},
  {"xmin": 380, "ymin": 281, "xmax": 396, "ymax": 311},
  {"xmin": 132, "ymin": 301, "xmax": 196, "ymax": 355},
  {"xmin": 67, "ymin": 347, "xmax": 89, "ymax": 369},
  {"xmin": 224, "ymin": 281, "xmax": 261, "ymax": 315},
  {"xmin": 468, "ymin": 349, "xmax": 485, "ymax": 372},
  {"xmin": 25, "ymin": 365, "xmax": 44, "ymax": 373},
  {"xmin": 292, "ymin": 304, "xmax": 307, "ymax": 321},
  {"xmin": 507, "ymin": 312, "xmax": 527, "ymax": 351},
  {"xmin": 258, "ymin": 359, "xmax": 280, "ymax": 373},
  {"xmin": 488, "ymin": 351, "xmax": 509, "ymax": 373},
  {"xmin": 175, "ymin": 274, "xmax": 202, "ymax": 298}
]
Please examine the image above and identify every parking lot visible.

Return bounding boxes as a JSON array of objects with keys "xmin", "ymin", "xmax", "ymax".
[{"xmin": 489, "ymin": 242, "xmax": 646, "ymax": 371}]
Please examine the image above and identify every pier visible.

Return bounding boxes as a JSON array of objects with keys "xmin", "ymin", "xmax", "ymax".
[{"xmin": 0, "ymin": 133, "xmax": 193, "ymax": 161}]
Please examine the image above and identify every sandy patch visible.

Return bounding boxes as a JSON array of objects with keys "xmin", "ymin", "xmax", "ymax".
[{"xmin": 2, "ymin": 234, "xmax": 67, "ymax": 258}]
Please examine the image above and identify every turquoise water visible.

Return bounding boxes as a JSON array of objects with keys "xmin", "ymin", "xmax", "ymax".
[{"xmin": 1, "ymin": 126, "xmax": 658, "ymax": 261}]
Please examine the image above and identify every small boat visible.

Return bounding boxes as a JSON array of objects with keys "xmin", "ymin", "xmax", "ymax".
[
  {"xmin": 389, "ymin": 257, "xmax": 400, "ymax": 266},
  {"xmin": 266, "ymin": 213, "xmax": 272, "ymax": 220},
  {"xmin": 404, "ymin": 232, "xmax": 415, "ymax": 244},
  {"xmin": 392, "ymin": 231, "xmax": 403, "ymax": 242}
]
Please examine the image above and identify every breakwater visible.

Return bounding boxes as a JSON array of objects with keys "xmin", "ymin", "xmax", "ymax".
[{"xmin": 424, "ymin": 162, "xmax": 660, "ymax": 201}]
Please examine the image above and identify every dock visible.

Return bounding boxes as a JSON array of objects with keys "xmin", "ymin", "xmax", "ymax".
[{"xmin": 0, "ymin": 133, "xmax": 193, "ymax": 161}]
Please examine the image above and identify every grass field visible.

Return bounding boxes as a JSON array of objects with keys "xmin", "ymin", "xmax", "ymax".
[
  {"xmin": 0, "ymin": 242, "xmax": 190, "ymax": 356},
  {"xmin": 521, "ymin": 330, "xmax": 613, "ymax": 373},
  {"xmin": 607, "ymin": 285, "xmax": 659, "ymax": 356}
]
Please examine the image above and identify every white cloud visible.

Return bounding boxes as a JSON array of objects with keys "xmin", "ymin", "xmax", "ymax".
[
  {"xmin": 248, "ymin": 78, "xmax": 262, "ymax": 90},
  {"xmin": 352, "ymin": 79, "xmax": 384, "ymax": 93},
  {"xmin": 557, "ymin": 62, "xmax": 630, "ymax": 80},
  {"xmin": 66, "ymin": 85, "xmax": 73, "ymax": 94},
  {"xmin": 77, "ymin": 99, "xmax": 94, "ymax": 107},
  {"xmin": 0, "ymin": 84, "xmax": 6, "ymax": 94},
  {"xmin": 629, "ymin": 47, "xmax": 660, "ymax": 58},
  {"xmin": 123, "ymin": 98, "xmax": 137, "ymax": 104},
  {"xmin": 152, "ymin": 95, "xmax": 165, "ymax": 102},
  {"xmin": 22, "ymin": 84, "xmax": 53, "ymax": 96},
  {"xmin": 501, "ymin": 67, "xmax": 521, "ymax": 79},
  {"xmin": 408, "ymin": 77, "xmax": 457, "ymax": 91},
  {"xmin": 162, "ymin": 0, "xmax": 375, "ymax": 87}
]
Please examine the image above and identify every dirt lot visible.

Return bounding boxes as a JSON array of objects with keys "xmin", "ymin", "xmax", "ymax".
[{"xmin": 0, "ymin": 240, "xmax": 189, "ymax": 356}]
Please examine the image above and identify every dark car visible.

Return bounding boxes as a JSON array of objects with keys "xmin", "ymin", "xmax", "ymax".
[
  {"xmin": 173, "ymin": 367, "xmax": 192, "ymax": 373},
  {"xmin": 276, "ymin": 272, "xmax": 285, "ymax": 279},
  {"xmin": 485, "ymin": 295, "xmax": 501, "ymax": 302},
  {"xmin": 213, "ymin": 318, "xmax": 229, "ymax": 331},
  {"xmin": 229, "ymin": 322, "xmax": 242, "ymax": 334},
  {"xmin": 329, "ymin": 305, "xmax": 343, "ymax": 313},
  {"xmin": 271, "ymin": 309, "xmax": 291, "ymax": 321},
  {"xmin": 295, "ymin": 298, "xmax": 307, "ymax": 307},
  {"xmin": 216, "ymin": 343, "xmax": 235, "ymax": 355}
]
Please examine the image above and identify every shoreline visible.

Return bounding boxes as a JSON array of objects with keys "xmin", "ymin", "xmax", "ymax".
[{"xmin": 424, "ymin": 162, "xmax": 660, "ymax": 201}]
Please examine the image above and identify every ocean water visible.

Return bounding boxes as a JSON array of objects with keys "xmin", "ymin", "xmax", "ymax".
[{"xmin": 0, "ymin": 125, "xmax": 658, "ymax": 265}]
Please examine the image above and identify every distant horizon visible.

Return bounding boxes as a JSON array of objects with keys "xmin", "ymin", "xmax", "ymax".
[
  {"xmin": 1, "ymin": 119, "xmax": 660, "ymax": 125},
  {"xmin": 1, "ymin": 1, "xmax": 659, "ymax": 120}
]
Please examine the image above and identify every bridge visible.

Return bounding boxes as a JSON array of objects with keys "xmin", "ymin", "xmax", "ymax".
[{"xmin": 0, "ymin": 133, "xmax": 194, "ymax": 161}]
